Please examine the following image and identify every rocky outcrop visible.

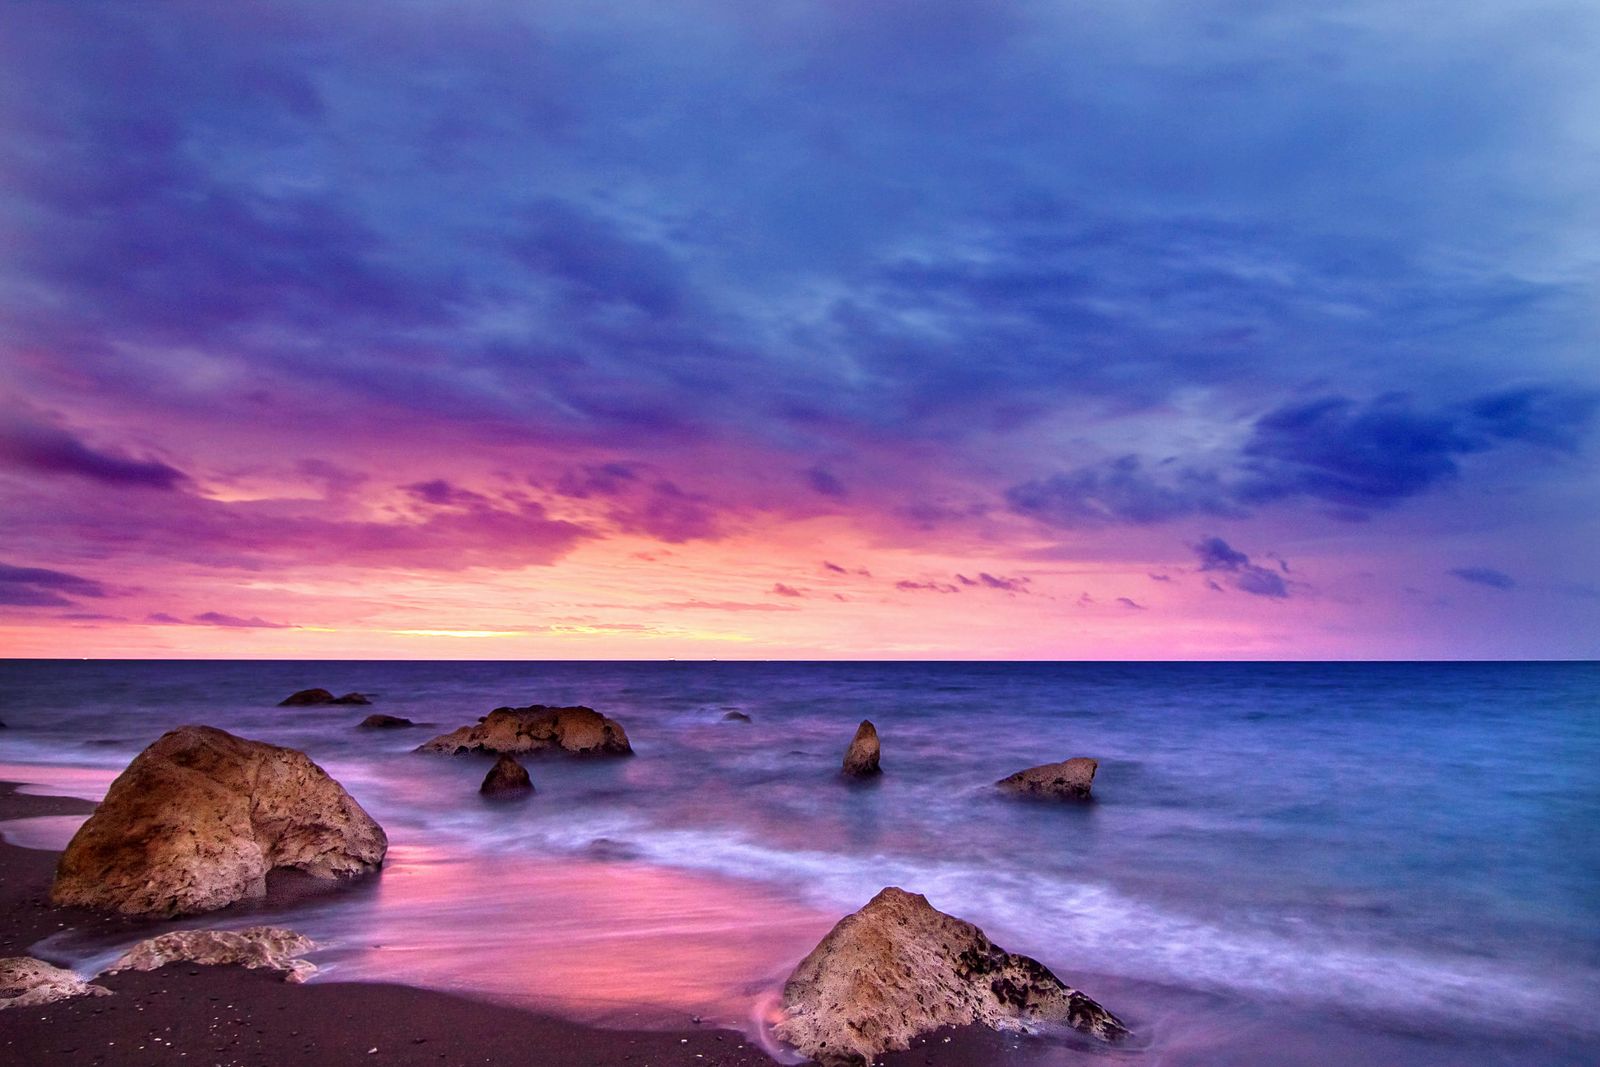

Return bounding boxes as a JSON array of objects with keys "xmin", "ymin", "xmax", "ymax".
[
  {"xmin": 416, "ymin": 705, "xmax": 632, "ymax": 757},
  {"xmin": 996, "ymin": 758, "xmax": 1098, "ymax": 800},
  {"xmin": 841, "ymin": 720, "xmax": 881, "ymax": 777},
  {"xmin": 109, "ymin": 927, "xmax": 318, "ymax": 983},
  {"xmin": 0, "ymin": 958, "xmax": 110, "ymax": 1009},
  {"xmin": 358, "ymin": 713, "xmax": 417, "ymax": 729},
  {"xmin": 775, "ymin": 888, "xmax": 1127, "ymax": 1066},
  {"xmin": 722, "ymin": 711, "xmax": 753, "ymax": 723},
  {"xmin": 279, "ymin": 689, "xmax": 371, "ymax": 706},
  {"xmin": 480, "ymin": 754, "xmax": 534, "ymax": 797},
  {"xmin": 52, "ymin": 725, "xmax": 387, "ymax": 917}
]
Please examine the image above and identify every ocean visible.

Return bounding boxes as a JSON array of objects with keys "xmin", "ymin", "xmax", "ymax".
[{"xmin": 1, "ymin": 660, "xmax": 1596, "ymax": 1065}]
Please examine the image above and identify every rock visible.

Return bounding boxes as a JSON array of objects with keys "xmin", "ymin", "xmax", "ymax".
[
  {"xmin": 358, "ymin": 714, "xmax": 417, "ymax": 729},
  {"xmin": 0, "ymin": 958, "xmax": 111, "ymax": 1010},
  {"xmin": 480, "ymin": 754, "xmax": 534, "ymax": 798},
  {"xmin": 722, "ymin": 711, "xmax": 753, "ymax": 723},
  {"xmin": 279, "ymin": 688, "xmax": 369, "ymax": 706},
  {"xmin": 51, "ymin": 725, "xmax": 387, "ymax": 917},
  {"xmin": 416, "ymin": 705, "xmax": 632, "ymax": 757},
  {"xmin": 775, "ymin": 887, "xmax": 1127, "ymax": 1066},
  {"xmin": 110, "ymin": 926, "xmax": 318, "ymax": 983},
  {"xmin": 996, "ymin": 758, "xmax": 1098, "ymax": 800},
  {"xmin": 279, "ymin": 687, "xmax": 335, "ymax": 706},
  {"xmin": 841, "ymin": 720, "xmax": 881, "ymax": 777}
]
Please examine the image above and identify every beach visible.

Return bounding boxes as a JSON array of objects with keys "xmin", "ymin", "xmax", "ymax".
[{"xmin": 3, "ymin": 659, "xmax": 1598, "ymax": 1065}]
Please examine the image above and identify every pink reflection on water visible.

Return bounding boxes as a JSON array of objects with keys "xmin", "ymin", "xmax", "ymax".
[
  {"xmin": 0, "ymin": 763, "xmax": 115, "ymax": 801},
  {"xmin": 304, "ymin": 843, "xmax": 836, "ymax": 1029}
]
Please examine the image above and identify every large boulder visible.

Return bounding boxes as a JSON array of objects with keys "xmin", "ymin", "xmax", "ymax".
[
  {"xmin": 110, "ymin": 927, "xmax": 317, "ymax": 983},
  {"xmin": 0, "ymin": 958, "xmax": 110, "ymax": 1010},
  {"xmin": 841, "ymin": 720, "xmax": 881, "ymax": 777},
  {"xmin": 416, "ymin": 705, "xmax": 632, "ymax": 757},
  {"xmin": 51, "ymin": 725, "xmax": 387, "ymax": 917},
  {"xmin": 775, "ymin": 887, "xmax": 1127, "ymax": 1066},
  {"xmin": 480, "ymin": 754, "xmax": 534, "ymax": 798},
  {"xmin": 996, "ymin": 758, "xmax": 1098, "ymax": 800}
]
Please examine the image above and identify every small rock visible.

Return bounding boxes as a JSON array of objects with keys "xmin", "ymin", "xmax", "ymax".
[
  {"xmin": 110, "ymin": 927, "xmax": 318, "ymax": 983},
  {"xmin": 0, "ymin": 958, "xmax": 111, "ymax": 1009},
  {"xmin": 358, "ymin": 714, "xmax": 416, "ymax": 729},
  {"xmin": 721, "ymin": 711, "xmax": 753, "ymax": 723},
  {"xmin": 841, "ymin": 720, "xmax": 881, "ymax": 777},
  {"xmin": 278, "ymin": 688, "xmax": 336, "ymax": 706},
  {"xmin": 480, "ymin": 754, "xmax": 534, "ymax": 798},
  {"xmin": 330, "ymin": 692, "xmax": 372, "ymax": 705},
  {"xmin": 996, "ymin": 758, "xmax": 1098, "ymax": 800}
]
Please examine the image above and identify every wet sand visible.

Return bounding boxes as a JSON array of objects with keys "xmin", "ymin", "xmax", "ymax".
[{"xmin": 0, "ymin": 782, "xmax": 1060, "ymax": 1066}]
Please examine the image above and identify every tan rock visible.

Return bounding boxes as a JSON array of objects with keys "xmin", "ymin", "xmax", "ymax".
[
  {"xmin": 480, "ymin": 754, "xmax": 534, "ymax": 797},
  {"xmin": 416, "ymin": 705, "xmax": 632, "ymax": 757},
  {"xmin": 841, "ymin": 720, "xmax": 881, "ymax": 777},
  {"xmin": 52, "ymin": 725, "xmax": 387, "ymax": 917},
  {"xmin": 110, "ymin": 926, "xmax": 318, "ymax": 983},
  {"xmin": 996, "ymin": 758, "xmax": 1098, "ymax": 800},
  {"xmin": 0, "ymin": 958, "xmax": 110, "ymax": 1010},
  {"xmin": 775, "ymin": 887, "xmax": 1127, "ymax": 1066}
]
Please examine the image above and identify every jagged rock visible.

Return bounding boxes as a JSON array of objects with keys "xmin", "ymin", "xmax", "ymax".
[
  {"xmin": 722, "ymin": 711, "xmax": 753, "ymax": 723},
  {"xmin": 52, "ymin": 725, "xmax": 387, "ymax": 917},
  {"xmin": 416, "ymin": 705, "xmax": 632, "ymax": 757},
  {"xmin": 480, "ymin": 754, "xmax": 534, "ymax": 798},
  {"xmin": 776, "ymin": 888, "xmax": 1127, "ymax": 1066},
  {"xmin": 109, "ymin": 926, "xmax": 318, "ymax": 983},
  {"xmin": 996, "ymin": 758, "xmax": 1098, "ymax": 800},
  {"xmin": 841, "ymin": 720, "xmax": 881, "ymax": 777},
  {"xmin": 0, "ymin": 958, "xmax": 111, "ymax": 1009},
  {"xmin": 279, "ymin": 688, "xmax": 370, "ymax": 706},
  {"xmin": 358, "ymin": 714, "xmax": 417, "ymax": 729}
]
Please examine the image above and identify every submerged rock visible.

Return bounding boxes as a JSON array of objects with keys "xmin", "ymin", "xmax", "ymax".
[
  {"xmin": 0, "ymin": 958, "xmax": 110, "ymax": 1010},
  {"xmin": 722, "ymin": 711, "xmax": 753, "ymax": 723},
  {"xmin": 110, "ymin": 927, "xmax": 318, "ymax": 983},
  {"xmin": 358, "ymin": 713, "xmax": 417, "ymax": 729},
  {"xmin": 480, "ymin": 754, "xmax": 534, "ymax": 798},
  {"xmin": 841, "ymin": 720, "xmax": 881, "ymax": 777},
  {"xmin": 52, "ymin": 725, "xmax": 387, "ymax": 917},
  {"xmin": 996, "ymin": 758, "xmax": 1098, "ymax": 800},
  {"xmin": 776, "ymin": 887, "xmax": 1127, "ymax": 1066},
  {"xmin": 279, "ymin": 688, "xmax": 370, "ymax": 706},
  {"xmin": 416, "ymin": 705, "xmax": 632, "ymax": 757},
  {"xmin": 279, "ymin": 688, "xmax": 335, "ymax": 706}
]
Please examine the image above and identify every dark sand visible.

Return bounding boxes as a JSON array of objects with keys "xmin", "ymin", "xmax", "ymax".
[{"xmin": 0, "ymin": 782, "xmax": 1066, "ymax": 1066}]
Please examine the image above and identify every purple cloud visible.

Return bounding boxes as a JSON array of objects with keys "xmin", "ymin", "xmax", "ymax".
[
  {"xmin": 0, "ymin": 413, "xmax": 186, "ymax": 490},
  {"xmin": 1192, "ymin": 537, "xmax": 1290, "ymax": 599}
]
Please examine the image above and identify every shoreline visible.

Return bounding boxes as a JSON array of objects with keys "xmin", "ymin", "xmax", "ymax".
[{"xmin": 0, "ymin": 781, "xmax": 1056, "ymax": 1066}]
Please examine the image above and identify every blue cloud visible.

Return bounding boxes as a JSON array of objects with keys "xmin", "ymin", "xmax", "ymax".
[
  {"xmin": 1192, "ymin": 536, "xmax": 1290, "ymax": 599},
  {"xmin": 1448, "ymin": 567, "xmax": 1516, "ymax": 590}
]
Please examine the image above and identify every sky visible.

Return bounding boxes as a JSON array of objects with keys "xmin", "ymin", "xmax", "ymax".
[{"xmin": 1, "ymin": 0, "xmax": 1597, "ymax": 660}]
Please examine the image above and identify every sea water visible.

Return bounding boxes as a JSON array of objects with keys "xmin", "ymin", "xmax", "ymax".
[{"xmin": 1, "ymin": 660, "xmax": 1596, "ymax": 1064}]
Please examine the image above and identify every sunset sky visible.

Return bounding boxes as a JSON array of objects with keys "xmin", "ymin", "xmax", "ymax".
[{"xmin": 2, "ymin": 1, "xmax": 1597, "ymax": 659}]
